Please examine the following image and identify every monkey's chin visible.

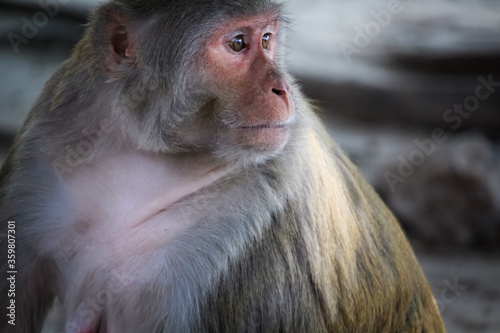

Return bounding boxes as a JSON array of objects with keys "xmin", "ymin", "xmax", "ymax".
[{"xmin": 235, "ymin": 126, "xmax": 290, "ymax": 152}]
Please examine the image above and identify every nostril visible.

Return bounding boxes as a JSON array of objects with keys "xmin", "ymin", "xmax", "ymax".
[{"xmin": 272, "ymin": 88, "xmax": 285, "ymax": 96}]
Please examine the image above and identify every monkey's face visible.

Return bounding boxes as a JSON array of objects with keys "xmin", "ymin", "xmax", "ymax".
[{"xmin": 190, "ymin": 14, "xmax": 295, "ymax": 159}]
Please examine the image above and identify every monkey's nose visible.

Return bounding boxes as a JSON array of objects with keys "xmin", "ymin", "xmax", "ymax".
[
  {"xmin": 272, "ymin": 88, "xmax": 286, "ymax": 96},
  {"xmin": 271, "ymin": 80, "xmax": 289, "ymax": 97},
  {"xmin": 270, "ymin": 80, "xmax": 292, "ymax": 118}
]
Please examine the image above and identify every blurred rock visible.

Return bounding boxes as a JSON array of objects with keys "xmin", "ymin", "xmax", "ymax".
[
  {"xmin": 378, "ymin": 134, "xmax": 500, "ymax": 251},
  {"xmin": 288, "ymin": 0, "xmax": 500, "ymax": 130},
  {"xmin": 419, "ymin": 252, "xmax": 500, "ymax": 333},
  {"xmin": 0, "ymin": 1, "xmax": 89, "ymax": 136}
]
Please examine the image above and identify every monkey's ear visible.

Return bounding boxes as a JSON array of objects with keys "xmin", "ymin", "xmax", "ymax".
[
  {"xmin": 108, "ymin": 20, "xmax": 135, "ymax": 65},
  {"xmin": 95, "ymin": 4, "xmax": 136, "ymax": 72}
]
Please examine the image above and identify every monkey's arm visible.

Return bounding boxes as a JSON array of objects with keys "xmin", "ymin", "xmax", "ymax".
[{"xmin": 327, "ymin": 135, "xmax": 446, "ymax": 332}]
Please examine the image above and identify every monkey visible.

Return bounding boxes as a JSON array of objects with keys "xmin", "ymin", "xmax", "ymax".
[{"xmin": 0, "ymin": 0, "xmax": 445, "ymax": 332}]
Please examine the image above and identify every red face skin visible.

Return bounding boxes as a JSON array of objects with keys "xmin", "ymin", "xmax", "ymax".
[{"xmin": 203, "ymin": 14, "xmax": 295, "ymax": 152}]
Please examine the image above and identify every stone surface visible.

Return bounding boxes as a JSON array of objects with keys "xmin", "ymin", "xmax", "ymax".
[
  {"xmin": 0, "ymin": 48, "xmax": 69, "ymax": 135},
  {"xmin": 287, "ymin": 0, "xmax": 500, "ymax": 129},
  {"xmin": 381, "ymin": 134, "xmax": 500, "ymax": 251},
  {"xmin": 419, "ymin": 251, "xmax": 500, "ymax": 333}
]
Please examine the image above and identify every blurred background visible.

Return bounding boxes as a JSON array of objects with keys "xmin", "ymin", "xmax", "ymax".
[{"xmin": 1, "ymin": 0, "xmax": 499, "ymax": 331}]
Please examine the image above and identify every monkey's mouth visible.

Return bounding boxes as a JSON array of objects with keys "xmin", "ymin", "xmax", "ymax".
[
  {"xmin": 239, "ymin": 123, "xmax": 286, "ymax": 130},
  {"xmin": 233, "ymin": 121, "xmax": 291, "ymax": 151}
]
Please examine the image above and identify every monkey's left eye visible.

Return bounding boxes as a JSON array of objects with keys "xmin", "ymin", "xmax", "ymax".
[
  {"xmin": 262, "ymin": 33, "xmax": 271, "ymax": 49},
  {"xmin": 228, "ymin": 35, "xmax": 246, "ymax": 52}
]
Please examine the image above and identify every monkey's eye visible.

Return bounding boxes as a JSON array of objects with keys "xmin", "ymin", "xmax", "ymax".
[
  {"xmin": 262, "ymin": 33, "xmax": 271, "ymax": 49},
  {"xmin": 228, "ymin": 35, "xmax": 246, "ymax": 52}
]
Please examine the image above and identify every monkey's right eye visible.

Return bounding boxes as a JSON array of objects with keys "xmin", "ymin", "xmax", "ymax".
[{"xmin": 228, "ymin": 35, "xmax": 246, "ymax": 52}]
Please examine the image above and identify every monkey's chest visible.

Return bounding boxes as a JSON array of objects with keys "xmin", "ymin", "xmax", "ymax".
[
  {"xmin": 60, "ymin": 152, "xmax": 222, "ymax": 268},
  {"xmin": 48, "ymin": 153, "xmax": 236, "ymax": 331}
]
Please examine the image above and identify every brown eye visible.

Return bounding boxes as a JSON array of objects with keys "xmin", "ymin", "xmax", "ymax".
[
  {"xmin": 262, "ymin": 33, "xmax": 271, "ymax": 49},
  {"xmin": 229, "ymin": 35, "xmax": 246, "ymax": 52}
]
